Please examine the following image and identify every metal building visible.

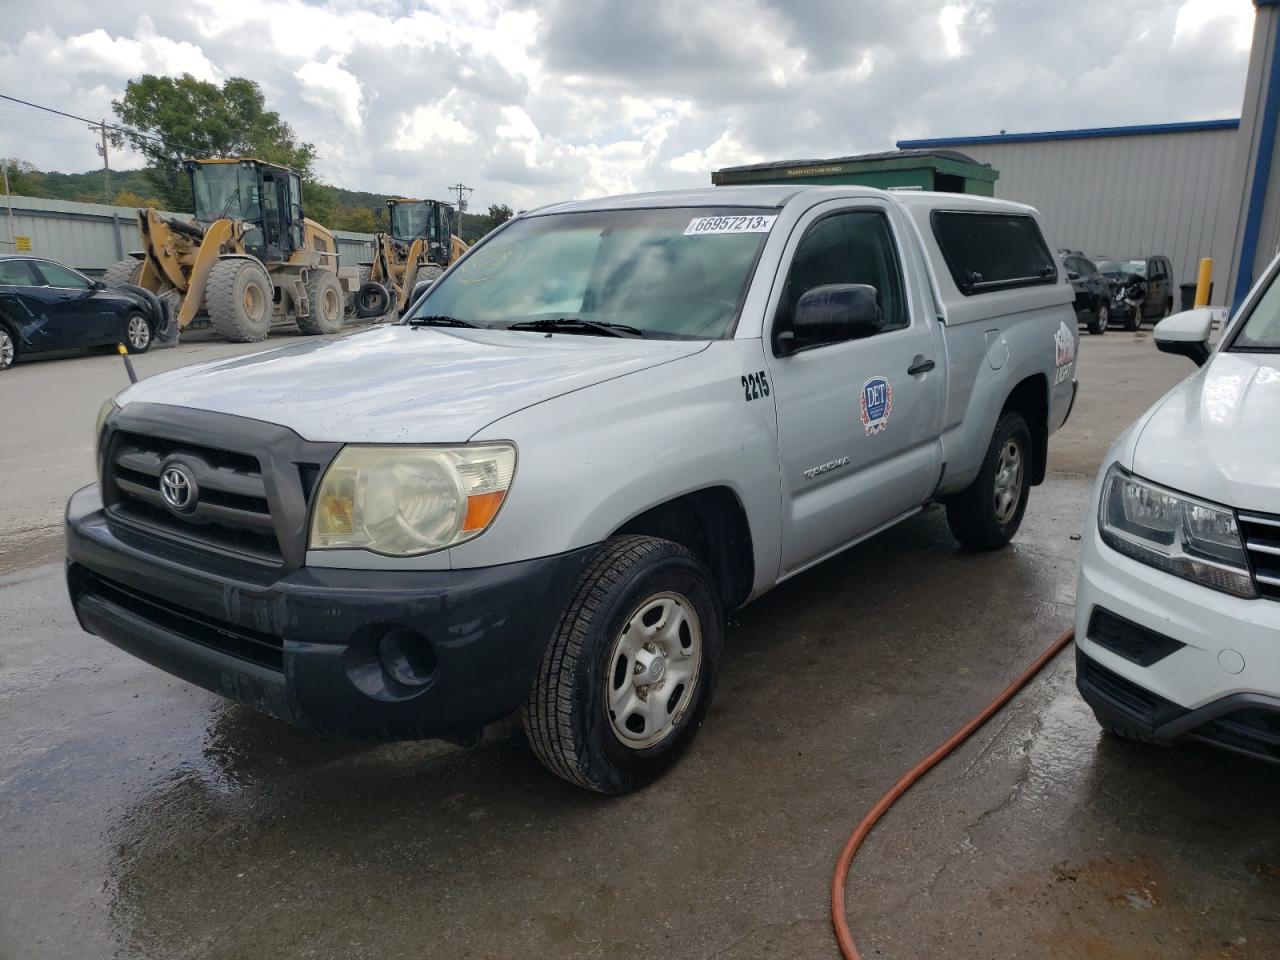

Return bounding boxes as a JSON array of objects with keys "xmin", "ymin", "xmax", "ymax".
[{"xmin": 896, "ymin": 120, "xmax": 1240, "ymax": 303}]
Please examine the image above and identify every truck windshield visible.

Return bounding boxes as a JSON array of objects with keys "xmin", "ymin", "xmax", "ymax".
[
  {"xmin": 408, "ymin": 206, "xmax": 778, "ymax": 339},
  {"xmin": 191, "ymin": 164, "xmax": 260, "ymax": 224},
  {"xmin": 391, "ymin": 202, "xmax": 435, "ymax": 241},
  {"xmin": 1096, "ymin": 258, "xmax": 1146, "ymax": 278},
  {"xmin": 1230, "ymin": 267, "xmax": 1280, "ymax": 352}
]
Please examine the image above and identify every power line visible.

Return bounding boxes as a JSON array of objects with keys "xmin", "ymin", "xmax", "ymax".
[
  {"xmin": 448, "ymin": 181, "xmax": 474, "ymax": 217},
  {"xmin": 0, "ymin": 93, "xmax": 163, "ymax": 147}
]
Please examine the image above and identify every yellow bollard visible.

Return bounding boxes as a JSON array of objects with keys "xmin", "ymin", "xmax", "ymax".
[{"xmin": 1194, "ymin": 258, "xmax": 1213, "ymax": 307}]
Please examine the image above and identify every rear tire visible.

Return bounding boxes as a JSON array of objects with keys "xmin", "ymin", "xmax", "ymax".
[
  {"xmin": 102, "ymin": 257, "xmax": 143, "ymax": 289},
  {"xmin": 206, "ymin": 259, "xmax": 273, "ymax": 342},
  {"xmin": 521, "ymin": 535, "xmax": 723, "ymax": 794},
  {"xmin": 297, "ymin": 270, "xmax": 344, "ymax": 335},
  {"xmin": 1088, "ymin": 301, "xmax": 1109, "ymax": 335},
  {"xmin": 945, "ymin": 410, "xmax": 1032, "ymax": 550},
  {"xmin": 355, "ymin": 281, "xmax": 392, "ymax": 319}
]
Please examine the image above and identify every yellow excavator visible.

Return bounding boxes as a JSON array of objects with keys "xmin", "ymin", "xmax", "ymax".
[
  {"xmin": 353, "ymin": 198, "xmax": 469, "ymax": 318},
  {"xmin": 103, "ymin": 158, "xmax": 357, "ymax": 342}
]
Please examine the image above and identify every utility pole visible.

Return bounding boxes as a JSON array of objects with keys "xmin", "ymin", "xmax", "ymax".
[
  {"xmin": 449, "ymin": 181, "xmax": 473, "ymax": 219},
  {"xmin": 92, "ymin": 119, "xmax": 111, "ymax": 200},
  {"xmin": 2, "ymin": 160, "xmax": 15, "ymax": 248}
]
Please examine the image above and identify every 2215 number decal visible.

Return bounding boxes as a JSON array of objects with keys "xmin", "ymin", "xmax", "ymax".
[{"xmin": 741, "ymin": 371, "xmax": 771, "ymax": 402}]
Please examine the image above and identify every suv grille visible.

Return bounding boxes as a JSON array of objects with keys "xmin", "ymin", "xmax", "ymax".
[
  {"xmin": 106, "ymin": 430, "xmax": 282, "ymax": 565},
  {"xmin": 1238, "ymin": 511, "xmax": 1280, "ymax": 602}
]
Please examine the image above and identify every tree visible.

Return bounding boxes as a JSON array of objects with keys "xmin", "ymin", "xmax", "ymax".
[
  {"xmin": 485, "ymin": 203, "xmax": 514, "ymax": 230},
  {"xmin": 111, "ymin": 75, "xmax": 319, "ymax": 212},
  {"xmin": 333, "ymin": 205, "xmax": 378, "ymax": 233},
  {"xmin": 0, "ymin": 159, "xmax": 44, "ymax": 197},
  {"xmin": 112, "ymin": 189, "xmax": 164, "ymax": 209}
]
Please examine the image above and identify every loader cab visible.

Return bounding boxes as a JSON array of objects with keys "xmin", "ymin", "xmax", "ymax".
[
  {"xmin": 187, "ymin": 159, "xmax": 305, "ymax": 265},
  {"xmin": 388, "ymin": 199, "xmax": 457, "ymax": 263}
]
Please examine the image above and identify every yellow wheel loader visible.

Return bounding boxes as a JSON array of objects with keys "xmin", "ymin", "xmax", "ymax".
[
  {"xmin": 352, "ymin": 198, "xmax": 469, "ymax": 319},
  {"xmin": 103, "ymin": 159, "xmax": 357, "ymax": 343}
]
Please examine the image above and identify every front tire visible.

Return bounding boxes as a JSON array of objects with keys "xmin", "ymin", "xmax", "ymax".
[
  {"xmin": 521, "ymin": 535, "xmax": 723, "ymax": 794},
  {"xmin": 296, "ymin": 270, "xmax": 344, "ymax": 335},
  {"xmin": 1088, "ymin": 301, "xmax": 1109, "ymax": 335},
  {"xmin": 206, "ymin": 259, "xmax": 273, "ymax": 342},
  {"xmin": 0, "ymin": 325, "xmax": 16, "ymax": 370},
  {"xmin": 945, "ymin": 410, "xmax": 1032, "ymax": 550},
  {"xmin": 124, "ymin": 312, "xmax": 152, "ymax": 353}
]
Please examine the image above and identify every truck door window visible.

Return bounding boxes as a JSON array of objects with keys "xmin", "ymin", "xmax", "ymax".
[{"xmin": 777, "ymin": 209, "xmax": 907, "ymax": 343}]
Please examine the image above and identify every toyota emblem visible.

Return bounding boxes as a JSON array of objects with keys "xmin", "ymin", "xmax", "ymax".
[{"xmin": 160, "ymin": 463, "xmax": 197, "ymax": 514}]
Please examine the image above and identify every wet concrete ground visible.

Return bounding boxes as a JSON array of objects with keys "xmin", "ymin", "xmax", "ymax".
[{"xmin": 2, "ymin": 331, "xmax": 1278, "ymax": 959}]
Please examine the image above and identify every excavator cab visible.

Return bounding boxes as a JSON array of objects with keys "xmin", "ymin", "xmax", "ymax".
[{"xmin": 187, "ymin": 159, "xmax": 306, "ymax": 264}]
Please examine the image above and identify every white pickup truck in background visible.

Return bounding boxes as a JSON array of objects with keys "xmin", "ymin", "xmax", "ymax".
[{"xmin": 68, "ymin": 186, "xmax": 1078, "ymax": 793}]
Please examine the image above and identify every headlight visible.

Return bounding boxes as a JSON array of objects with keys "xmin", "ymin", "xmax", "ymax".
[
  {"xmin": 1098, "ymin": 463, "xmax": 1255, "ymax": 598},
  {"xmin": 309, "ymin": 443, "xmax": 516, "ymax": 556}
]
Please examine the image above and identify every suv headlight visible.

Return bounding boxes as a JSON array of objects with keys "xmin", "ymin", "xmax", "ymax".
[
  {"xmin": 310, "ymin": 443, "xmax": 516, "ymax": 556},
  {"xmin": 1098, "ymin": 463, "xmax": 1255, "ymax": 598}
]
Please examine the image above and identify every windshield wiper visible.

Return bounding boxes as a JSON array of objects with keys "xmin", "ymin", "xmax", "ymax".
[
  {"xmin": 407, "ymin": 314, "xmax": 481, "ymax": 328},
  {"xmin": 506, "ymin": 317, "xmax": 644, "ymax": 338}
]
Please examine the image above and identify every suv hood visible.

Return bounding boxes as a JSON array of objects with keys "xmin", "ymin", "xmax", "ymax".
[
  {"xmin": 1131, "ymin": 350, "xmax": 1280, "ymax": 512},
  {"xmin": 119, "ymin": 325, "xmax": 709, "ymax": 443}
]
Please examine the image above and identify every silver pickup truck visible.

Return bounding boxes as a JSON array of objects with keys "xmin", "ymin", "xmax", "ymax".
[{"xmin": 66, "ymin": 186, "xmax": 1078, "ymax": 793}]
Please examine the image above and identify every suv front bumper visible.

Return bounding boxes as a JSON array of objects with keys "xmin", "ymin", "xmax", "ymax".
[{"xmin": 66, "ymin": 484, "xmax": 596, "ymax": 739}]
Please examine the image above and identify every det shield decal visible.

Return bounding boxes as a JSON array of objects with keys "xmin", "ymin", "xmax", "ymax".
[
  {"xmin": 860, "ymin": 377, "xmax": 893, "ymax": 436},
  {"xmin": 684, "ymin": 215, "xmax": 777, "ymax": 236}
]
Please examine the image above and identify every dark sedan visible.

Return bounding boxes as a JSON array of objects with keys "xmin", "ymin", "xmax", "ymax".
[
  {"xmin": 0, "ymin": 256, "xmax": 159, "ymax": 369},
  {"xmin": 1063, "ymin": 253, "xmax": 1111, "ymax": 335}
]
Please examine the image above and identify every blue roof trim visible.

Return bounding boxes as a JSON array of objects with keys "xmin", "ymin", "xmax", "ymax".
[{"xmin": 897, "ymin": 118, "xmax": 1240, "ymax": 148}]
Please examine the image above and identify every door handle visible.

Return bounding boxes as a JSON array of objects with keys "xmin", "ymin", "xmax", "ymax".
[{"xmin": 907, "ymin": 355, "xmax": 935, "ymax": 375}]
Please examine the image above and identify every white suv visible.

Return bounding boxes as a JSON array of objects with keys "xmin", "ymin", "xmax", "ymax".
[{"xmin": 1075, "ymin": 255, "xmax": 1280, "ymax": 762}]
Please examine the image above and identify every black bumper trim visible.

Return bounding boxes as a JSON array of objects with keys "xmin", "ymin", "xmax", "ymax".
[
  {"xmin": 67, "ymin": 483, "xmax": 598, "ymax": 740},
  {"xmin": 1077, "ymin": 648, "xmax": 1280, "ymax": 765}
]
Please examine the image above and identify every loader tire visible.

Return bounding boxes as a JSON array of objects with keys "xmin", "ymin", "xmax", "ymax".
[
  {"xmin": 205, "ymin": 259, "xmax": 273, "ymax": 343},
  {"xmin": 102, "ymin": 257, "xmax": 143, "ymax": 289},
  {"xmin": 297, "ymin": 270, "xmax": 345, "ymax": 335}
]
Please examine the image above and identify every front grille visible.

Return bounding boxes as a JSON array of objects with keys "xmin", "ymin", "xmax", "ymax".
[
  {"xmin": 1076, "ymin": 651, "xmax": 1182, "ymax": 728},
  {"xmin": 106, "ymin": 430, "xmax": 282, "ymax": 565},
  {"xmin": 82, "ymin": 571, "xmax": 284, "ymax": 670},
  {"xmin": 1193, "ymin": 708, "xmax": 1280, "ymax": 762},
  {"xmin": 1238, "ymin": 511, "xmax": 1280, "ymax": 602}
]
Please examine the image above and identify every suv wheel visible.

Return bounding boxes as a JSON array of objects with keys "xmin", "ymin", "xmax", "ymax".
[
  {"xmin": 945, "ymin": 409, "xmax": 1032, "ymax": 550},
  {"xmin": 521, "ymin": 535, "xmax": 723, "ymax": 794},
  {"xmin": 1089, "ymin": 301, "xmax": 1109, "ymax": 335}
]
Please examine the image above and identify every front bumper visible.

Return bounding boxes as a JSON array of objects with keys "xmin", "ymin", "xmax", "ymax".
[
  {"xmin": 66, "ymin": 484, "xmax": 596, "ymax": 739},
  {"xmin": 1075, "ymin": 518, "xmax": 1280, "ymax": 763}
]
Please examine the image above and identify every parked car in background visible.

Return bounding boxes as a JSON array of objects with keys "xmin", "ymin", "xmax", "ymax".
[
  {"xmin": 1095, "ymin": 255, "xmax": 1176, "ymax": 330},
  {"xmin": 1063, "ymin": 252, "xmax": 1111, "ymax": 335},
  {"xmin": 0, "ymin": 256, "xmax": 158, "ymax": 370},
  {"xmin": 1076, "ymin": 251, "xmax": 1280, "ymax": 764}
]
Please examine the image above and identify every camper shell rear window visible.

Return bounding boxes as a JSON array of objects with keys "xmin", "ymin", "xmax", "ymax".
[{"xmin": 931, "ymin": 211, "xmax": 1057, "ymax": 296}]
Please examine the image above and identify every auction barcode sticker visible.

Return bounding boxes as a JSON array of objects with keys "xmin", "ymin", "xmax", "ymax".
[{"xmin": 684, "ymin": 215, "xmax": 777, "ymax": 236}]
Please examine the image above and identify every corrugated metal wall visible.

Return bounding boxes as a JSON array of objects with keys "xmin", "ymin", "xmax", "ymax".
[
  {"xmin": 0, "ymin": 194, "xmax": 377, "ymax": 275},
  {"xmin": 950, "ymin": 129, "xmax": 1238, "ymax": 302}
]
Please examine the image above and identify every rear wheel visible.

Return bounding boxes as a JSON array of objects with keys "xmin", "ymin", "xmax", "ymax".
[
  {"xmin": 0, "ymin": 326, "xmax": 16, "ymax": 370},
  {"xmin": 124, "ymin": 312, "xmax": 152, "ymax": 353},
  {"xmin": 102, "ymin": 257, "xmax": 143, "ymax": 289},
  {"xmin": 297, "ymin": 270, "xmax": 344, "ymax": 335},
  {"xmin": 521, "ymin": 535, "xmax": 723, "ymax": 794},
  {"xmin": 945, "ymin": 410, "xmax": 1032, "ymax": 550},
  {"xmin": 205, "ymin": 259, "xmax": 273, "ymax": 342},
  {"xmin": 1088, "ymin": 301, "xmax": 1109, "ymax": 335}
]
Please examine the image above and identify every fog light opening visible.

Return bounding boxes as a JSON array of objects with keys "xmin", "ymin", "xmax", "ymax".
[{"xmin": 378, "ymin": 627, "xmax": 438, "ymax": 687}]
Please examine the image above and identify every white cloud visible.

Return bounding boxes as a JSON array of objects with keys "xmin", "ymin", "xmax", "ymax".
[{"xmin": 295, "ymin": 57, "xmax": 363, "ymax": 132}]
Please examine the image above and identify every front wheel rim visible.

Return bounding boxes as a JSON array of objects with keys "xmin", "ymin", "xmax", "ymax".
[
  {"xmin": 0, "ymin": 331, "xmax": 12, "ymax": 367},
  {"xmin": 127, "ymin": 316, "xmax": 149, "ymax": 349},
  {"xmin": 605, "ymin": 592, "xmax": 703, "ymax": 749},
  {"xmin": 993, "ymin": 439, "xmax": 1024, "ymax": 525}
]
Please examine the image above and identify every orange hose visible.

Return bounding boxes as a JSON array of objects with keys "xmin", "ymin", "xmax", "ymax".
[{"xmin": 831, "ymin": 627, "xmax": 1075, "ymax": 959}]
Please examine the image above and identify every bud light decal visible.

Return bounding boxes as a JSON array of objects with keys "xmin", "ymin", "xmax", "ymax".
[{"xmin": 860, "ymin": 377, "xmax": 893, "ymax": 436}]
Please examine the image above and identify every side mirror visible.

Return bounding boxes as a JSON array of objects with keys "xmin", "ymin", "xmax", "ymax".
[
  {"xmin": 1154, "ymin": 308, "xmax": 1214, "ymax": 367},
  {"xmin": 1066, "ymin": 271, "xmax": 1081, "ymax": 281},
  {"xmin": 777, "ymin": 284, "xmax": 881, "ymax": 355},
  {"xmin": 92, "ymin": 280, "xmax": 106, "ymax": 290}
]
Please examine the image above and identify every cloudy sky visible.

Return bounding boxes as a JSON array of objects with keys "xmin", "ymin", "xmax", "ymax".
[{"xmin": 0, "ymin": 0, "xmax": 1258, "ymax": 210}]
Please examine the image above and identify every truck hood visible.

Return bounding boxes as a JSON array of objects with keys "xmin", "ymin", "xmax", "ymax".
[
  {"xmin": 1131, "ymin": 350, "xmax": 1280, "ymax": 512},
  {"xmin": 119, "ymin": 325, "xmax": 709, "ymax": 443}
]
